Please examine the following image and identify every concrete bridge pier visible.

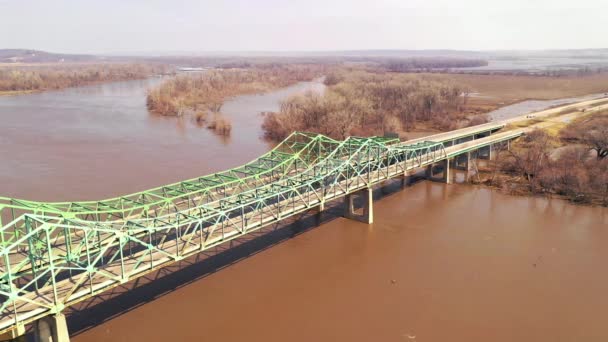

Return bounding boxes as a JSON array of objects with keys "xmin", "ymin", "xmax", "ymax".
[
  {"xmin": 315, "ymin": 200, "xmax": 325, "ymax": 224},
  {"xmin": 344, "ymin": 187, "xmax": 373, "ymax": 224},
  {"xmin": 33, "ymin": 314, "xmax": 70, "ymax": 342},
  {"xmin": 400, "ymin": 171, "xmax": 412, "ymax": 187},
  {"xmin": 426, "ymin": 159, "xmax": 451, "ymax": 184}
]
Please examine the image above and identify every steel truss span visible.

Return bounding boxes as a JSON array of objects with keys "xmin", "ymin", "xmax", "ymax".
[{"xmin": 0, "ymin": 125, "xmax": 521, "ymax": 334}]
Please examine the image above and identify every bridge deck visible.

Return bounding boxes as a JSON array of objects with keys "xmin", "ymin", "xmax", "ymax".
[
  {"xmin": 403, "ymin": 122, "xmax": 505, "ymax": 145},
  {"xmin": 444, "ymin": 130, "xmax": 523, "ymax": 157}
]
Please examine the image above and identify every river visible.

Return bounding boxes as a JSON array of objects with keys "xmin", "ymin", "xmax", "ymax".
[
  {"xmin": 1, "ymin": 80, "xmax": 607, "ymax": 341},
  {"xmin": 0, "ymin": 78, "xmax": 324, "ymax": 201}
]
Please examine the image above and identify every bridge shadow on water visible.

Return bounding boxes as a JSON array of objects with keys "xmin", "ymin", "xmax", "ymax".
[{"xmin": 61, "ymin": 175, "xmax": 427, "ymax": 338}]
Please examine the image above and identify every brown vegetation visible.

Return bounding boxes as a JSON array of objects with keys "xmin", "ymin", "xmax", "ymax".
[
  {"xmin": 262, "ymin": 69, "xmax": 478, "ymax": 140},
  {"xmin": 373, "ymin": 72, "xmax": 608, "ymax": 117},
  {"xmin": 0, "ymin": 64, "xmax": 166, "ymax": 93},
  {"xmin": 146, "ymin": 65, "xmax": 323, "ymax": 117},
  {"xmin": 495, "ymin": 117, "xmax": 608, "ymax": 205},
  {"xmin": 437, "ymin": 73, "xmax": 608, "ymax": 104},
  {"xmin": 560, "ymin": 112, "xmax": 608, "ymax": 159},
  {"xmin": 206, "ymin": 114, "xmax": 232, "ymax": 136}
]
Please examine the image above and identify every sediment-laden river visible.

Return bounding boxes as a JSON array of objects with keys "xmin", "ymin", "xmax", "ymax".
[
  {"xmin": 1, "ymin": 81, "xmax": 607, "ymax": 342},
  {"xmin": 0, "ymin": 78, "xmax": 324, "ymax": 201}
]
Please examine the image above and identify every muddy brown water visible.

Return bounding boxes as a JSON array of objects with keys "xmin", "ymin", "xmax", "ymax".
[
  {"xmin": 70, "ymin": 183, "xmax": 608, "ymax": 342},
  {"xmin": 2, "ymin": 81, "xmax": 608, "ymax": 341},
  {"xmin": 0, "ymin": 78, "xmax": 324, "ymax": 201}
]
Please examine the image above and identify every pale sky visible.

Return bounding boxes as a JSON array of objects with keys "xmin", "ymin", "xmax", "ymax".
[{"xmin": 0, "ymin": 0, "xmax": 606, "ymax": 54}]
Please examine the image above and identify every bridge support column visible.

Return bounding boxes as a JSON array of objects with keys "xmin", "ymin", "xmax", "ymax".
[
  {"xmin": 426, "ymin": 159, "xmax": 451, "ymax": 184},
  {"xmin": 34, "ymin": 314, "xmax": 70, "ymax": 342},
  {"xmin": 400, "ymin": 171, "xmax": 411, "ymax": 187},
  {"xmin": 315, "ymin": 200, "xmax": 325, "ymax": 224},
  {"xmin": 464, "ymin": 152, "xmax": 471, "ymax": 182},
  {"xmin": 344, "ymin": 187, "xmax": 373, "ymax": 224}
]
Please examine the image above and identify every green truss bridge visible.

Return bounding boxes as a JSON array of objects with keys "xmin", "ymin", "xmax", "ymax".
[{"xmin": 0, "ymin": 123, "xmax": 522, "ymax": 341}]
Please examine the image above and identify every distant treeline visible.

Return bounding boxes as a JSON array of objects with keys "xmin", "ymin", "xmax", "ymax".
[
  {"xmin": 0, "ymin": 49, "xmax": 96, "ymax": 63},
  {"xmin": 262, "ymin": 69, "xmax": 483, "ymax": 140},
  {"xmin": 135, "ymin": 55, "xmax": 489, "ymax": 71},
  {"xmin": 0, "ymin": 64, "xmax": 167, "ymax": 92},
  {"xmin": 450, "ymin": 67, "xmax": 608, "ymax": 77},
  {"xmin": 382, "ymin": 58, "xmax": 488, "ymax": 72}
]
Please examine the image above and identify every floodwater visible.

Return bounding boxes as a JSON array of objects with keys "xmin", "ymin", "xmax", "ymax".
[
  {"xmin": 459, "ymin": 56, "xmax": 608, "ymax": 72},
  {"xmin": 2, "ymin": 80, "xmax": 608, "ymax": 342},
  {"xmin": 72, "ymin": 182, "xmax": 608, "ymax": 342},
  {"xmin": 488, "ymin": 93, "xmax": 607, "ymax": 121},
  {"xmin": 0, "ymin": 78, "xmax": 324, "ymax": 201}
]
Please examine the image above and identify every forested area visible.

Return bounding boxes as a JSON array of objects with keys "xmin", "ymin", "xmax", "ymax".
[{"xmin": 262, "ymin": 69, "xmax": 481, "ymax": 140}]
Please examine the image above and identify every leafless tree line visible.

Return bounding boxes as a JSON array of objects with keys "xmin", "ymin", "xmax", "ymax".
[
  {"xmin": 0, "ymin": 64, "xmax": 166, "ymax": 92},
  {"xmin": 263, "ymin": 70, "xmax": 482, "ymax": 140}
]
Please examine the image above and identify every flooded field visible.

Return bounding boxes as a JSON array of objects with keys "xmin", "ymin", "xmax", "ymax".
[{"xmin": 459, "ymin": 55, "xmax": 608, "ymax": 72}]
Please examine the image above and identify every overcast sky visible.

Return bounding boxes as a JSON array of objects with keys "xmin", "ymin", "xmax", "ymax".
[{"xmin": 0, "ymin": 0, "xmax": 606, "ymax": 54}]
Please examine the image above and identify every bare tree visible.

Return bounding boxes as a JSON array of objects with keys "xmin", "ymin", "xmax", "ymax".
[
  {"xmin": 561, "ymin": 114, "xmax": 608, "ymax": 159},
  {"xmin": 508, "ymin": 130, "xmax": 553, "ymax": 192}
]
